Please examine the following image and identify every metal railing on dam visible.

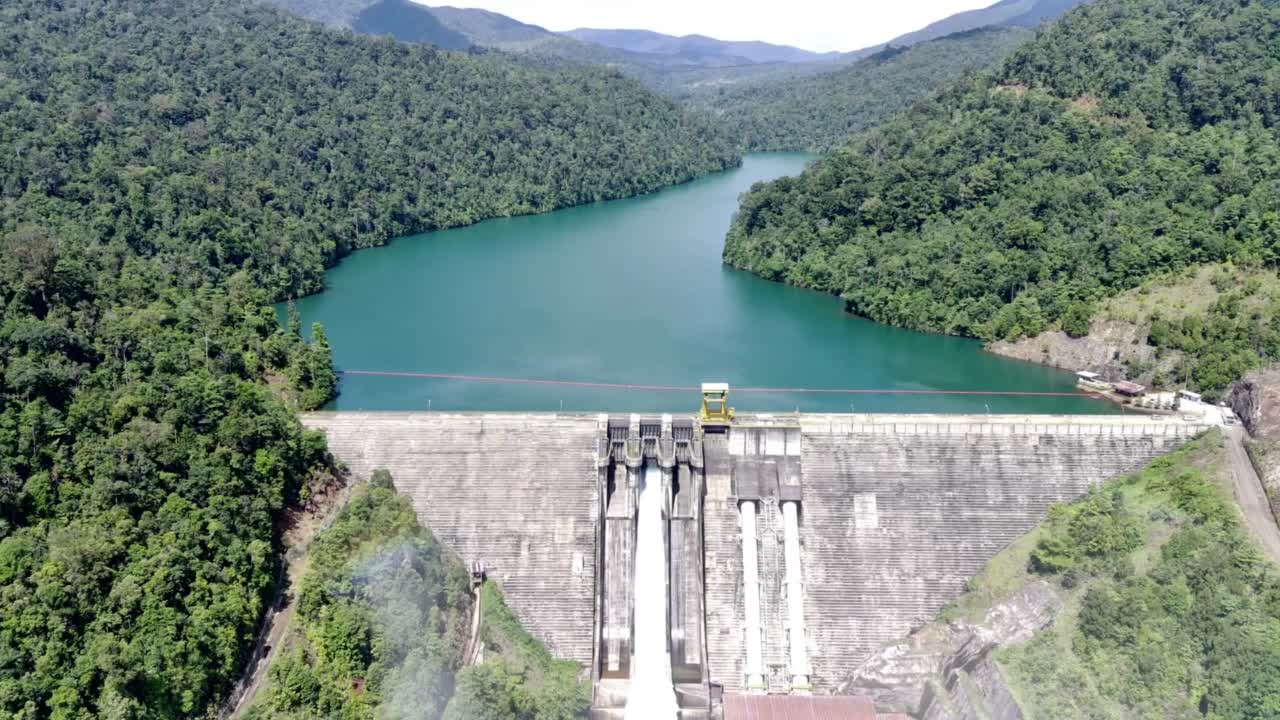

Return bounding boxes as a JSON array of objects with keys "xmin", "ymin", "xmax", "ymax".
[{"xmin": 300, "ymin": 411, "xmax": 1213, "ymax": 716}]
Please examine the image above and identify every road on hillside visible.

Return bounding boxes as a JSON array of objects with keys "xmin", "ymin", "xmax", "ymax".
[
  {"xmin": 223, "ymin": 481, "xmax": 353, "ymax": 719},
  {"xmin": 1225, "ymin": 428, "xmax": 1280, "ymax": 566}
]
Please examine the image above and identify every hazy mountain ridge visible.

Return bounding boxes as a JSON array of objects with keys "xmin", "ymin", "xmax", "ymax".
[
  {"xmin": 689, "ymin": 26, "xmax": 1036, "ymax": 151},
  {"xmin": 563, "ymin": 27, "xmax": 839, "ymax": 65},
  {"xmin": 258, "ymin": 0, "xmax": 1088, "ymax": 104},
  {"xmin": 353, "ymin": 0, "xmax": 470, "ymax": 48},
  {"xmin": 428, "ymin": 4, "xmax": 557, "ymax": 48},
  {"xmin": 261, "ymin": 0, "xmax": 747, "ymax": 74},
  {"xmin": 887, "ymin": 0, "xmax": 1091, "ymax": 47}
]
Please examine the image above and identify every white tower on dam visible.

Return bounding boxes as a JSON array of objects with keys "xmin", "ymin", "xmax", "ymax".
[{"xmin": 300, "ymin": 405, "xmax": 1212, "ymax": 717}]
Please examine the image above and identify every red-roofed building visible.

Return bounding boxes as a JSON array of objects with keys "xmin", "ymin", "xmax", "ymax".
[{"xmin": 1113, "ymin": 381, "xmax": 1146, "ymax": 397}]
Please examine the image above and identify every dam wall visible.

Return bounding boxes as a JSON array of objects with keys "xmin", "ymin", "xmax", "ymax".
[
  {"xmin": 302, "ymin": 410, "xmax": 1212, "ymax": 706},
  {"xmin": 301, "ymin": 412, "xmax": 600, "ymax": 668},
  {"xmin": 792, "ymin": 415, "xmax": 1206, "ymax": 690},
  {"xmin": 696, "ymin": 414, "xmax": 1209, "ymax": 693}
]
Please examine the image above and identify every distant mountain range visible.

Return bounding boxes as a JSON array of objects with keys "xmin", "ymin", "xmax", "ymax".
[
  {"xmin": 351, "ymin": 0, "xmax": 472, "ymax": 48},
  {"xmin": 428, "ymin": 4, "xmax": 556, "ymax": 49},
  {"xmin": 688, "ymin": 26, "xmax": 1038, "ymax": 152},
  {"xmin": 262, "ymin": 0, "xmax": 1091, "ymax": 99},
  {"xmin": 267, "ymin": 0, "xmax": 1089, "ymax": 67},
  {"xmin": 562, "ymin": 28, "xmax": 840, "ymax": 66}
]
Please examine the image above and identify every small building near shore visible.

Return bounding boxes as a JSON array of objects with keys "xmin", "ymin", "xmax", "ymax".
[
  {"xmin": 1076, "ymin": 371, "xmax": 1111, "ymax": 392},
  {"xmin": 1113, "ymin": 381, "xmax": 1146, "ymax": 397}
]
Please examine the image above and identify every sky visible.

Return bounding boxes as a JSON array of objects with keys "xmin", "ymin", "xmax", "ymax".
[{"xmin": 418, "ymin": 0, "xmax": 1001, "ymax": 53}]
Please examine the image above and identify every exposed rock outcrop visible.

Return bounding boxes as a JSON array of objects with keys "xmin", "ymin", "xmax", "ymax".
[
  {"xmin": 840, "ymin": 581, "xmax": 1063, "ymax": 719},
  {"xmin": 1230, "ymin": 366, "xmax": 1280, "ymax": 440},
  {"xmin": 1230, "ymin": 366, "xmax": 1280, "ymax": 528},
  {"xmin": 986, "ymin": 320, "xmax": 1178, "ymax": 385}
]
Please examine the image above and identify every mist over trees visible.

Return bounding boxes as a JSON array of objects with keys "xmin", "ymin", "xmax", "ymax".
[{"xmin": 245, "ymin": 474, "xmax": 589, "ymax": 720}]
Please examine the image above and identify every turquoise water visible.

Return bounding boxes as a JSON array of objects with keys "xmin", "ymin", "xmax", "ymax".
[{"xmin": 289, "ymin": 153, "xmax": 1110, "ymax": 414}]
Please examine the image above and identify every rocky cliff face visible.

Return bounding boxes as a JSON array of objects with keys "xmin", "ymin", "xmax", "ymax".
[
  {"xmin": 1230, "ymin": 366, "xmax": 1280, "ymax": 526},
  {"xmin": 986, "ymin": 320, "xmax": 1178, "ymax": 385},
  {"xmin": 1230, "ymin": 366, "xmax": 1280, "ymax": 439},
  {"xmin": 840, "ymin": 581, "xmax": 1062, "ymax": 719}
]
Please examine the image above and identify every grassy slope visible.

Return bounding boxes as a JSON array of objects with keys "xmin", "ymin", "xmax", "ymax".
[
  {"xmin": 1097, "ymin": 265, "xmax": 1280, "ymax": 329},
  {"xmin": 933, "ymin": 431, "xmax": 1280, "ymax": 718},
  {"xmin": 1097, "ymin": 265, "xmax": 1280, "ymax": 393}
]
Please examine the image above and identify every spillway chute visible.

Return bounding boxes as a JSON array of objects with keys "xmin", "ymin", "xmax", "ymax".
[
  {"xmin": 623, "ymin": 464, "xmax": 679, "ymax": 719},
  {"xmin": 592, "ymin": 414, "xmax": 710, "ymax": 719}
]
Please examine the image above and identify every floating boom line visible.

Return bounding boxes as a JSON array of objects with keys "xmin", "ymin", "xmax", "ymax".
[{"xmin": 339, "ymin": 369, "xmax": 1103, "ymax": 398}]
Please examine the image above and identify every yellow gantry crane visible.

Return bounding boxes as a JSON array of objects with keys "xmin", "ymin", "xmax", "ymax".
[{"xmin": 699, "ymin": 382, "xmax": 734, "ymax": 427}]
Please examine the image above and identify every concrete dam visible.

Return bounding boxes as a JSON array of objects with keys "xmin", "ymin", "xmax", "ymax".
[{"xmin": 301, "ymin": 405, "xmax": 1211, "ymax": 717}]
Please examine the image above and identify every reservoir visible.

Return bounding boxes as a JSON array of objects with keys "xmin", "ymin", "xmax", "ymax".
[{"xmin": 291, "ymin": 153, "xmax": 1109, "ymax": 414}]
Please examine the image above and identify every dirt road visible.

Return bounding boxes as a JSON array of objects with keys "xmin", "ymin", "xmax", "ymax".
[
  {"xmin": 222, "ymin": 479, "xmax": 351, "ymax": 719},
  {"xmin": 1225, "ymin": 428, "xmax": 1280, "ymax": 566}
]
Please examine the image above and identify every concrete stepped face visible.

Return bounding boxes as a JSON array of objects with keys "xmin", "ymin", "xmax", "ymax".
[
  {"xmin": 794, "ymin": 421, "xmax": 1204, "ymax": 691},
  {"xmin": 754, "ymin": 498, "xmax": 789, "ymax": 694},
  {"xmin": 703, "ymin": 424, "xmax": 807, "ymax": 695},
  {"xmin": 301, "ymin": 412, "xmax": 600, "ymax": 670},
  {"xmin": 703, "ymin": 491, "xmax": 745, "ymax": 693}
]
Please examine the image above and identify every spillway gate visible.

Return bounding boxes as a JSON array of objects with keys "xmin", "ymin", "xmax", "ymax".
[{"xmin": 592, "ymin": 415, "xmax": 817, "ymax": 718}]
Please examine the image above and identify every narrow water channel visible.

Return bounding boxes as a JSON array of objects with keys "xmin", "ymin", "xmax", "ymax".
[{"xmin": 290, "ymin": 153, "xmax": 1111, "ymax": 414}]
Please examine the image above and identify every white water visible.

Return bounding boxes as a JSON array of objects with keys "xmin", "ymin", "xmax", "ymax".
[{"xmin": 624, "ymin": 464, "xmax": 680, "ymax": 719}]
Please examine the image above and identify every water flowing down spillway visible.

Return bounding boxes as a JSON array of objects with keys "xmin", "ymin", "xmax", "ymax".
[{"xmin": 625, "ymin": 465, "xmax": 680, "ymax": 719}]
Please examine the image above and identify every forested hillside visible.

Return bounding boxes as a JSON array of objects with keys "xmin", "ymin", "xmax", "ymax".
[
  {"xmin": 0, "ymin": 0, "xmax": 734, "ymax": 716},
  {"xmin": 6, "ymin": 0, "xmax": 734, "ymax": 300},
  {"xmin": 725, "ymin": 0, "xmax": 1280, "ymax": 394},
  {"xmin": 688, "ymin": 28, "xmax": 1034, "ymax": 152}
]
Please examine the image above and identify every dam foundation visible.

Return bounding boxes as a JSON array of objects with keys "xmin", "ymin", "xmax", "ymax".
[{"xmin": 302, "ymin": 393, "xmax": 1212, "ymax": 718}]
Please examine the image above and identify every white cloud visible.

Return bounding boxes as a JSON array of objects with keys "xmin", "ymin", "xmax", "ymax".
[{"xmin": 419, "ymin": 0, "xmax": 1000, "ymax": 53}]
